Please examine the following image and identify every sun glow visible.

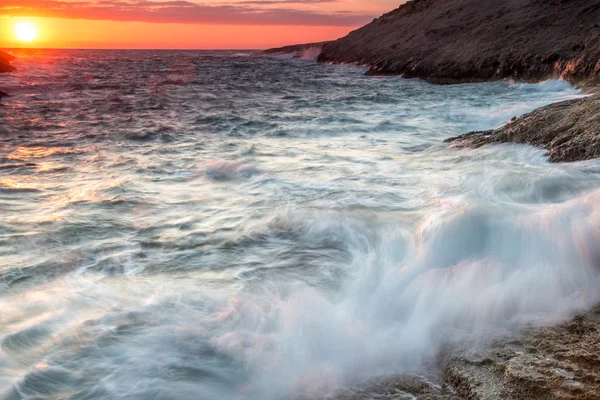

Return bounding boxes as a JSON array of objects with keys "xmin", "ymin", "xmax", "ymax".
[{"xmin": 15, "ymin": 21, "xmax": 38, "ymax": 42}]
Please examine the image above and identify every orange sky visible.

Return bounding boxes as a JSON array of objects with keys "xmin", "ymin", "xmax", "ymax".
[{"xmin": 0, "ymin": 0, "xmax": 402, "ymax": 49}]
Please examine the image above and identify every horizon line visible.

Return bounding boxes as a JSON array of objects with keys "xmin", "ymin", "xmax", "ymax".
[{"xmin": 1, "ymin": 47, "xmax": 274, "ymax": 51}]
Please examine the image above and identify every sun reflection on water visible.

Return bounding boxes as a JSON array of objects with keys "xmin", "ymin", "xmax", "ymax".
[{"xmin": 7, "ymin": 146, "xmax": 79, "ymax": 161}]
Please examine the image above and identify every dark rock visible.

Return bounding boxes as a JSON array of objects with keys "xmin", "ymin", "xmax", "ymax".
[
  {"xmin": 0, "ymin": 50, "xmax": 15, "ymax": 62},
  {"xmin": 0, "ymin": 50, "xmax": 16, "ymax": 73},
  {"xmin": 317, "ymin": 0, "xmax": 600, "ymax": 86},
  {"xmin": 445, "ymin": 95, "xmax": 600, "ymax": 162}
]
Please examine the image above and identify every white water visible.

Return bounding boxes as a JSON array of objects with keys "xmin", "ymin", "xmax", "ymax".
[{"xmin": 1, "ymin": 51, "xmax": 599, "ymax": 399}]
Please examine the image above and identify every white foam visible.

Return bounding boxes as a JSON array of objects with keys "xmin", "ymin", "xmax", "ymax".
[
  {"xmin": 203, "ymin": 190, "xmax": 600, "ymax": 398},
  {"xmin": 203, "ymin": 160, "xmax": 260, "ymax": 180}
]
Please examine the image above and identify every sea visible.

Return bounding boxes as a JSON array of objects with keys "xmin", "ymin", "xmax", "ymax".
[{"xmin": 1, "ymin": 50, "xmax": 599, "ymax": 399}]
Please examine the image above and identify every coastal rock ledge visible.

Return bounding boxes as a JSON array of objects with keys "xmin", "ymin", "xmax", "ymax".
[
  {"xmin": 326, "ymin": 307, "xmax": 600, "ymax": 400},
  {"xmin": 445, "ymin": 95, "xmax": 600, "ymax": 162},
  {"xmin": 317, "ymin": 0, "xmax": 600, "ymax": 86},
  {"xmin": 440, "ymin": 307, "xmax": 600, "ymax": 400}
]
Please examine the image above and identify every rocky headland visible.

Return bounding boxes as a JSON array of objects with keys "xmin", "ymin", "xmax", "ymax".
[
  {"xmin": 0, "ymin": 50, "xmax": 16, "ymax": 73},
  {"xmin": 317, "ymin": 0, "xmax": 600, "ymax": 86}
]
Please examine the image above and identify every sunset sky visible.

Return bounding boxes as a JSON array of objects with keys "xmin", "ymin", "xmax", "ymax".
[{"xmin": 0, "ymin": 0, "xmax": 402, "ymax": 49}]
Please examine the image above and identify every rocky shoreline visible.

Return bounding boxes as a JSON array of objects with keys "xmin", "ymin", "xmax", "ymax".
[
  {"xmin": 265, "ymin": 0, "xmax": 599, "ymax": 165},
  {"xmin": 323, "ymin": 307, "xmax": 600, "ymax": 400},
  {"xmin": 268, "ymin": 1, "xmax": 600, "ymax": 398},
  {"xmin": 446, "ymin": 95, "xmax": 600, "ymax": 162},
  {"xmin": 440, "ymin": 307, "xmax": 600, "ymax": 400}
]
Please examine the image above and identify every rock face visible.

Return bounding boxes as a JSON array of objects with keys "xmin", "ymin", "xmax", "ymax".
[
  {"xmin": 318, "ymin": 0, "xmax": 600, "ymax": 85},
  {"xmin": 445, "ymin": 95, "xmax": 600, "ymax": 162},
  {"xmin": 0, "ymin": 50, "xmax": 16, "ymax": 73},
  {"xmin": 441, "ymin": 307, "xmax": 600, "ymax": 400}
]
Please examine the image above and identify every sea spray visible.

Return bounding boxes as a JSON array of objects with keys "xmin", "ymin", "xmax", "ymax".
[{"xmin": 206, "ymin": 189, "xmax": 600, "ymax": 398}]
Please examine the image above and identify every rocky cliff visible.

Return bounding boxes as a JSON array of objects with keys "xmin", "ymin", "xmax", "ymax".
[{"xmin": 318, "ymin": 0, "xmax": 600, "ymax": 86}]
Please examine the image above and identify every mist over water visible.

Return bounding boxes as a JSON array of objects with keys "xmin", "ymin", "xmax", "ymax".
[{"xmin": 1, "ymin": 50, "xmax": 599, "ymax": 399}]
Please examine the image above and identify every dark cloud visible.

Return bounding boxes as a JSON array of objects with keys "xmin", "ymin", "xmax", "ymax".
[{"xmin": 0, "ymin": 0, "xmax": 373, "ymax": 26}]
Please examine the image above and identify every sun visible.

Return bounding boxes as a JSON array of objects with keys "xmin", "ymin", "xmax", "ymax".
[{"xmin": 15, "ymin": 21, "xmax": 38, "ymax": 43}]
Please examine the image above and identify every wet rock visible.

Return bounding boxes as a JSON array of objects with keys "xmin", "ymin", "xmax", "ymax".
[
  {"xmin": 445, "ymin": 95, "xmax": 600, "ymax": 162},
  {"xmin": 440, "ymin": 307, "xmax": 600, "ymax": 400},
  {"xmin": 326, "ymin": 374, "xmax": 461, "ymax": 400},
  {"xmin": 322, "ymin": 308, "xmax": 600, "ymax": 400},
  {"xmin": 0, "ymin": 50, "xmax": 16, "ymax": 73},
  {"xmin": 317, "ymin": 0, "xmax": 600, "ymax": 86}
]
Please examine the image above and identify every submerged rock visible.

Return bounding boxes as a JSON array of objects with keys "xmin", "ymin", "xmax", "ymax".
[
  {"xmin": 445, "ymin": 95, "xmax": 600, "ymax": 162},
  {"xmin": 317, "ymin": 0, "xmax": 600, "ymax": 86},
  {"xmin": 0, "ymin": 50, "xmax": 16, "ymax": 73}
]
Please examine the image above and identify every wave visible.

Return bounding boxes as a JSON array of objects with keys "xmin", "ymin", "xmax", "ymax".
[
  {"xmin": 267, "ymin": 46, "xmax": 323, "ymax": 62},
  {"xmin": 206, "ymin": 189, "xmax": 600, "ymax": 398},
  {"xmin": 3, "ymin": 189, "xmax": 599, "ymax": 399},
  {"xmin": 508, "ymin": 78, "xmax": 579, "ymax": 93},
  {"xmin": 203, "ymin": 160, "xmax": 261, "ymax": 181},
  {"xmin": 297, "ymin": 47, "xmax": 322, "ymax": 62}
]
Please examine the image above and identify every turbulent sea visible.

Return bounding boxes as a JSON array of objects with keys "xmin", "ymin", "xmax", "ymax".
[{"xmin": 1, "ymin": 50, "xmax": 600, "ymax": 399}]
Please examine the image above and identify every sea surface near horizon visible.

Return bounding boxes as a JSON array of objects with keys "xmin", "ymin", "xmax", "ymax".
[{"xmin": 1, "ymin": 50, "xmax": 600, "ymax": 399}]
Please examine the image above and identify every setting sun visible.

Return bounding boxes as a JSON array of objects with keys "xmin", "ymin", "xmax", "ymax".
[{"xmin": 14, "ymin": 21, "xmax": 37, "ymax": 42}]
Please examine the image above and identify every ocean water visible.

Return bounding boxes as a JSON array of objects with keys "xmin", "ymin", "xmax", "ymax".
[{"xmin": 1, "ymin": 50, "xmax": 600, "ymax": 399}]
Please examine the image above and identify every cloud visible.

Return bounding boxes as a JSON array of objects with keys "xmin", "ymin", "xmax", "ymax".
[{"xmin": 0, "ymin": 0, "xmax": 374, "ymax": 26}]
